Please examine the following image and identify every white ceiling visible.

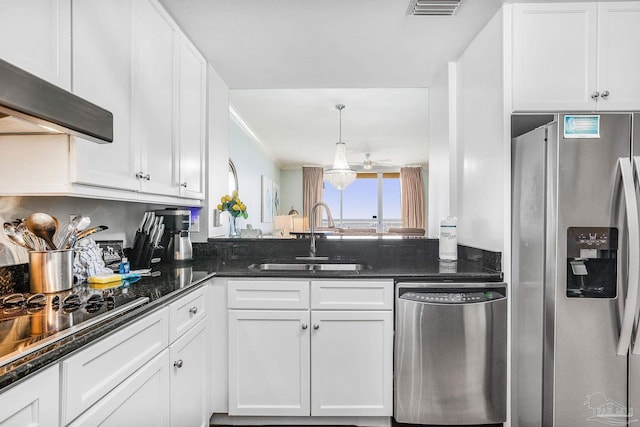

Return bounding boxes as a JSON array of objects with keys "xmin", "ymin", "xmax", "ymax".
[{"xmin": 160, "ymin": 0, "xmax": 505, "ymax": 169}]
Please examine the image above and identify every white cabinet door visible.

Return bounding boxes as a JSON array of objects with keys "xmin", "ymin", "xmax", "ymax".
[
  {"xmin": 512, "ymin": 3, "xmax": 598, "ymax": 111},
  {"xmin": 0, "ymin": 364, "xmax": 59, "ymax": 427},
  {"xmin": 176, "ymin": 34, "xmax": 206, "ymax": 200},
  {"xmin": 228, "ymin": 310, "xmax": 310, "ymax": 416},
  {"xmin": 0, "ymin": 0, "xmax": 71, "ymax": 90},
  {"xmin": 596, "ymin": 2, "xmax": 640, "ymax": 111},
  {"xmin": 69, "ymin": 350, "xmax": 171, "ymax": 427},
  {"xmin": 132, "ymin": 0, "xmax": 177, "ymax": 197},
  {"xmin": 170, "ymin": 319, "xmax": 208, "ymax": 427},
  {"xmin": 70, "ymin": 0, "xmax": 137, "ymax": 191},
  {"xmin": 310, "ymin": 310, "xmax": 393, "ymax": 417}
]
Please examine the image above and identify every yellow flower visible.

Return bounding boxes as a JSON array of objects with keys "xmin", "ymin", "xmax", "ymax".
[
  {"xmin": 217, "ymin": 204, "xmax": 223, "ymax": 211},
  {"xmin": 220, "ymin": 196, "xmax": 226, "ymax": 203},
  {"xmin": 224, "ymin": 195, "xmax": 232, "ymax": 202},
  {"xmin": 232, "ymin": 190, "xmax": 238, "ymax": 198},
  {"xmin": 232, "ymin": 204, "xmax": 240, "ymax": 211}
]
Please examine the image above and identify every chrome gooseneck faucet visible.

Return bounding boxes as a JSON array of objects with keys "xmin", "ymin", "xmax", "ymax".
[{"xmin": 309, "ymin": 202, "xmax": 335, "ymax": 258}]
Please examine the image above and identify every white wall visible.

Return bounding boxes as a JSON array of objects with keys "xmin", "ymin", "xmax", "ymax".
[
  {"xmin": 454, "ymin": 10, "xmax": 506, "ymax": 252},
  {"xmin": 280, "ymin": 169, "xmax": 303, "ymax": 216},
  {"xmin": 427, "ymin": 64, "xmax": 452, "ymax": 238},
  {"xmin": 228, "ymin": 116, "xmax": 281, "ymax": 234},
  {"xmin": 192, "ymin": 64, "xmax": 229, "ymax": 240}
]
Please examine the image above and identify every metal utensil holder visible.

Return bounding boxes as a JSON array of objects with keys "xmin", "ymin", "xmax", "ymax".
[{"xmin": 29, "ymin": 249, "xmax": 74, "ymax": 293}]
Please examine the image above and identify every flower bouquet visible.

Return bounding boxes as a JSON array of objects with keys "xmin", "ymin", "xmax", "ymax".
[{"xmin": 217, "ymin": 191, "xmax": 248, "ymax": 237}]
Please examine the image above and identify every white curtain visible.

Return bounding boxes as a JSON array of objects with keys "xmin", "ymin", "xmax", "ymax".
[
  {"xmin": 302, "ymin": 167, "xmax": 324, "ymax": 230},
  {"xmin": 400, "ymin": 167, "xmax": 425, "ymax": 229}
]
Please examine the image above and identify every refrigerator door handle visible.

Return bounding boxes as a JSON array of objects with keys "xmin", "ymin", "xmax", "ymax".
[
  {"xmin": 631, "ymin": 156, "xmax": 640, "ymax": 355},
  {"xmin": 616, "ymin": 157, "xmax": 640, "ymax": 356}
]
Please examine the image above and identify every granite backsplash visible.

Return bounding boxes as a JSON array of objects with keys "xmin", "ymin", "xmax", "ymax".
[
  {"xmin": 196, "ymin": 237, "xmax": 502, "ymax": 272},
  {"xmin": 0, "ymin": 238, "xmax": 501, "ymax": 294}
]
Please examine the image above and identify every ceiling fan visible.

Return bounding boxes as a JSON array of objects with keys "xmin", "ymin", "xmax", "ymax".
[{"xmin": 357, "ymin": 153, "xmax": 392, "ymax": 170}]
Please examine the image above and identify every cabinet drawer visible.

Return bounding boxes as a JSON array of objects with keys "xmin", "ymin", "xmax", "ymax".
[
  {"xmin": 169, "ymin": 285, "xmax": 207, "ymax": 343},
  {"xmin": 62, "ymin": 308, "xmax": 169, "ymax": 424},
  {"xmin": 311, "ymin": 280, "xmax": 393, "ymax": 310},
  {"xmin": 228, "ymin": 280, "xmax": 309, "ymax": 309},
  {"xmin": 68, "ymin": 350, "xmax": 170, "ymax": 427}
]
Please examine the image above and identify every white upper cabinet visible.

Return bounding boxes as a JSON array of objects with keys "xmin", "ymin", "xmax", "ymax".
[
  {"xmin": 0, "ymin": 0, "xmax": 71, "ymax": 90},
  {"xmin": 132, "ymin": 0, "xmax": 178, "ymax": 197},
  {"xmin": 0, "ymin": 0, "xmax": 206, "ymax": 205},
  {"xmin": 71, "ymin": 0, "xmax": 137, "ymax": 192},
  {"xmin": 596, "ymin": 2, "xmax": 640, "ymax": 111},
  {"xmin": 512, "ymin": 3, "xmax": 598, "ymax": 111},
  {"xmin": 512, "ymin": 2, "xmax": 640, "ymax": 111},
  {"xmin": 176, "ymin": 34, "xmax": 207, "ymax": 200}
]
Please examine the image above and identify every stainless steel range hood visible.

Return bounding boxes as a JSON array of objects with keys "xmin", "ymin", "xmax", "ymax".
[{"xmin": 0, "ymin": 58, "xmax": 113, "ymax": 143}]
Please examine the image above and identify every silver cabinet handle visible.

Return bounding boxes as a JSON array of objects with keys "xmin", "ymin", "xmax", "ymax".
[
  {"xmin": 590, "ymin": 91, "xmax": 600, "ymax": 100},
  {"xmin": 601, "ymin": 90, "xmax": 610, "ymax": 99},
  {"xmin": 174, "ymin": 359, "xmax": 183, "ymax": 368},
  {"xmin": 135, "ymin": 172, "xmax": 151, "ymax": 181},
  {"xmin": 189, "ymin": 307, "xmax": 198, "ymax": 315},
  {"xmin": 313, "ymin": 323, "xmax": 319, "ymax": 330},
  {"xmin": 302, "ymin": 323, "xmax": 308, "ymax": 330},
  {"xmin": 181, "ymin": 182, "xmax": 188, "ymax": 188}
]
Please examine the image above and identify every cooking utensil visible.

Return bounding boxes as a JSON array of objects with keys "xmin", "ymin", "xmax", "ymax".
[
  {"xmin": 75, "ymin": 225, "xmax": 109, "ymax": 242},
  {"xmin": 56, "ymin": 215, "xmax": 92, "ymax": 249},
  {"xmin": 3, "ymin": 222, "xmax": 33, "ymax": 250},
  {"xmin": 25, "ymin": 213, "xmax": 57, "ymax": 250},
  {"xmin": 15, "ymin": 222, "xmax": 47, "ymax": 251}
]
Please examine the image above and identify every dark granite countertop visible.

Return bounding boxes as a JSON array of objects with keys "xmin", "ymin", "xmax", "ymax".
[
  {"xmin": 0, "ymin": 259, "xmax": 217, "ymax": 391},
  {"xmin": 212, "ymin": 258, "xmax": 501, "ymax": 281},
  {"xmin": 0, "ymin": 238, "xmax": 502, "ymax": 391}
]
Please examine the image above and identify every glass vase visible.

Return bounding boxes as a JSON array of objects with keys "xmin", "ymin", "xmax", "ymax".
[{"xmin": 229, "ymin": 216, "xmax": 238, "ymax": 238}]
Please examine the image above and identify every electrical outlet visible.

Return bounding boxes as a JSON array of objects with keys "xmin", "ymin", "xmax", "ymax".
[{"xmin": 190, "ymin": 214, "xmax": 200, "ymax": 232}]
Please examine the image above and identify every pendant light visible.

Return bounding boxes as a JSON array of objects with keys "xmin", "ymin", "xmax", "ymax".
[{"xmin": 324, "ymin": 104, "xmax": 356, "ymax": 190}]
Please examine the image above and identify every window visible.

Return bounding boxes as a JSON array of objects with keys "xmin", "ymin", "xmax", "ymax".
[{"xmin": 323, "ymin": 172, "xmax": 401, "ymax": 232}]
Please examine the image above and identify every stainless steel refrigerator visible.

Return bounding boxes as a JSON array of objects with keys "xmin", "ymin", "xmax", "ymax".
[{"xmin": 512, "ymin": 113, "xmax": 640, "ymax": 426}]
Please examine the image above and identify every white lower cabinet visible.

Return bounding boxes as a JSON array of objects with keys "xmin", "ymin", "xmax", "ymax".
[
  {"xmin": 59, "ymin": 284, "xmax": 210, "ymax": 426},
  {"xmin": 170, "ymin": 318, "xmax": 208, "ymax": 427},
  {"xmin": 68, "ymin": 350, "xmax": 171, "ymax": 427},
  {"xmin": 62, "ymin": 308, "xmax": 169, "ymax": 424},
  {"xmin": 227, "ymin": 279, "xmax": 393, "ymax": 418},
  {"xmin": 0, "ymin": 364, "xmax": 59, "ymax": 427},
  {"xmin": 228, "ymin": 309, "xmax": 311, "ymax": 416},
  {"xmin": 310, "ymin": 310, "xmax": 393, "ymax": 416}
]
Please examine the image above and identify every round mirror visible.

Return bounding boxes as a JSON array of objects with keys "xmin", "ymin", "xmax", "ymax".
[{"xmin": 229, "ymin": 159, "xmax": 238, "ymax": 194}]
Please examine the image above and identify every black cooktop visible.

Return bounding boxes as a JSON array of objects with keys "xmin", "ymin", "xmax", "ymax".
[{"xmin": 0, "ymin": 285, "xmax": 148, "ymax": 367}]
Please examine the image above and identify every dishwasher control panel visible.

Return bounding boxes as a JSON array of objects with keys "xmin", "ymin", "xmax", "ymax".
[{"xmin": 400, "ymin": 290, "xmax": 505, "ymax": 304}]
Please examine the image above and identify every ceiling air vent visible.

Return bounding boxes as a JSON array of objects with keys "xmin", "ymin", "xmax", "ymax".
[{"xmin": 408, "ymin": 0, "xmax": 461, "ymax": 16}]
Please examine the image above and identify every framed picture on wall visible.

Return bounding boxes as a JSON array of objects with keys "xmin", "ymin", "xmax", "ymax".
[
  {"xmin": 261, "ymin": 175, "xmax": 273, "ymax": 223},
  {"xmin": 272, "ymin": 182, "xmax": 280, "ymax": 218}
]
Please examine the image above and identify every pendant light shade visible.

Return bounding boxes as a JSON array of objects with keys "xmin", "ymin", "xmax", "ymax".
[{"xmin": 325, "ymin": 104, "xmax": 356, "ymax": 190}]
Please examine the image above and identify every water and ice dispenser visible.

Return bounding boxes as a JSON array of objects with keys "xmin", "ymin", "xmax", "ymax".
[{"xmin": 566, "ymin": 227, "xmax": 618, "ymax": 298}]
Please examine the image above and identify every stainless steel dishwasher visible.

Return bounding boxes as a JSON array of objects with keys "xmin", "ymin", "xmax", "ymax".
[{"xmin": 394, "ymin": 282, "xmax": 507, "ymax": 425}]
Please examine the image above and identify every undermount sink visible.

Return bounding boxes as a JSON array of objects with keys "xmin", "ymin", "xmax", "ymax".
[{"xmin": 248, "ymin": 262, "xmax": 371, "ymax": 272}]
